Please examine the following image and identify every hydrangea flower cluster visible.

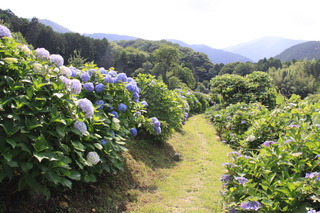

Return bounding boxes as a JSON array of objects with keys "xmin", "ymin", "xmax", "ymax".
[
  {"xmin": 262, "ymin": 140, "xmax": 277, "ymax": 147},
  {"xmin": 130, "ymin": 128, "xmax": 137, "ymax": 136},
  {"xmin": 77, "ymin": 98, "xmax": 94, "ymax": 118},
  {"xmin": 73, "ymin": 121, "xmax": 87, "ymax": 135},
  {"xmin": 81, "ymin": 72, "xmax": 90, "ymax": 82},
  {"xmin": 50, "ymin": 54, "xmax": 64, "ymax": 67},
  {"xmin": 118, "ymin": 103, "xmax": 127, "ymax": 112},
  {"xmin": 151, "ymin": 117, "xmax": 161, "ymax": 134},
  {"xmin": 235, "ymin": 177, "xmax": 248, "ymax": 185},
  {"xmin": 35, "ymin": 47, "xmax": 50, "ymax": 59},
  {"xmin": 70, "ymin": 79, "xmax": 82, "ymax": 94},
  {"xmin": 240, "ymin": 201, "xmax": 261, "ymax": 211},
  {"xmin": 83, "ymin": 82, "xmax": 94, "ymax": 92},
  {"xmin": 95, "ymin": 83, "xmax": 104, "ymax": 93},
  {"xmin": 140, "ymin": 101, "xmax": 148, "ymax": 107},
  {"xmin": 95, "ymin": 100, "xmax": 105, "ymax": 110},
  {"xmin": 307, "ymin": 210, "xmax": 320, "ymax": 213},
  {"xmin": 59, "ymin": 66, "xmax": 72, "ymax": 77},
  {"xmin": 305, "ymin": 172, "xmax": 320, "ymax": 180},
  {"xmin": 0, "ymin": 25, "xmax": 12, "ymax": 38},
  {"xmin": 86, "ymin": 151, "xmax": 100, "ymax": 165}
]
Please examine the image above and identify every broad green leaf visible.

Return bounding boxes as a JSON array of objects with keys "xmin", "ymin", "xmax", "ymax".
[
  {"xmin": 21, "ymin": 162, "xmax": 33, "ymax": 172},
  {"xmin": 65, "ymin": 171, "xmax": 81, "ymax": 181},
  {"xmin": 33, "ymin": 152, "xmax": 58, "ymax": 162}
]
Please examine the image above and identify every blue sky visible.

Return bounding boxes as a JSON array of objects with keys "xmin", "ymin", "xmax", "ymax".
[{"xmin": 1, "ymin": 0, "xmax": 319, "ymax": 48}]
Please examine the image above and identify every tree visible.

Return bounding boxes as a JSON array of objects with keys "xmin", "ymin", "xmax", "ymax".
[{"xmin": 152, "ymin": 45, "xmax": 181, "ymax": 83}]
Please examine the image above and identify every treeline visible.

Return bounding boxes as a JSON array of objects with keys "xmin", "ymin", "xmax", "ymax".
[{"xmin": 1, "ymin": 9, "xmax": 320, "ymax": 98}]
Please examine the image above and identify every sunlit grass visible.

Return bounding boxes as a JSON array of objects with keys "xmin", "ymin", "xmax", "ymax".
[{"xmin": 127, "ymin": 114, "xmax": 233, "ymax": 212}]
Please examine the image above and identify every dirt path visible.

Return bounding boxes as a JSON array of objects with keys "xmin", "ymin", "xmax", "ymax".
[{"xmin": 126, "ymin": 114, "xmax": 233, "ymax": 212}]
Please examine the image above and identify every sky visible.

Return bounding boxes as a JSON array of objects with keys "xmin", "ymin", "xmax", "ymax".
[{"xmin": 1, "ymin": 0, "xmax": 320, "ymax": 49}]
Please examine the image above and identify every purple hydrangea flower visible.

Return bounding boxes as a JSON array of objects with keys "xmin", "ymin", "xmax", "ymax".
[
  {"xmin": 151, "ymin": 117, "xmax": 161, "ymax": 127},
  {"xmin": 95, "ymin": 100, "xmax": 105, "ymax": 110},
  {"xmin": 0, "ymin": 25, "xmax": 12, "ymax": 38},
  {"xmin": 81, "ymin": 72, "xmax": 90, "ymax": 82},
  {"xmin": 262, "ymin": 141, "xmax": 277, "ymax": 147},
  {"xmin": 35, "ymin": 48, "xmax": 50, "ymax": 59},
  {"xmin": 100, "ymin": 68, "xmax": 108, "ymax": 74},
  {"xmin": 118, "ymin": 103, "xmax": 127, "ymax": 112},
  {"xmin": 110, "ymin": 78, "xmax": 117, "ymax": 83},
  {"xmin": 288, "ymin": 124, "xmax": 300, "ymax": 128},
  {"xmin": 50, "ymin": 54, "xmax": 64, "ymax": 67},
  {"xmin": 220, "ymin": 174, "xmax": 231, "ymax": 182},
  {"xmin": 95, "ymin": 83, "xmax": 104, "ymax": 93},
  {"xmin": 155, "ymin": 126, "xmax": 161, "ymax": 134},
  {"xmin": 305, "ymin": 172, "xmax": 320, "ymax": 179},
  {"xmin": 73, "ymin": 121, "xmax": 87, "ymax": 135},
  {"xmin": 83, "ymin": 82, "xmax": 94, "ymax": 92},
  {"xmin": 241, "ymin": 120, "xmax": 246, "ymax": 124},
  {"xmin": 88, "ymin": 69, "xmax": 96, "ymax": 76},
  {"xmin": 130, "ymin": 128, "xmax": 138, "ymax": 136},
  {"xmin": 127, "ymin": 77, "xmax": 134, "ymax": 83},
  {"xmin": 133, "ymin": 92, "xmax": 139, "ymax": 100},
  {"xmin": 70, "ymin": 79, "xmax": 82, "ymax": 94},
  {"xmin": 77, "ymin": 98, "xmax": 94, "ymax": 118},
  {"xmin": 240, "ymin": 201, "xmax": 261, "ymax": 211},
  {"xmin": 59, "ymin": 76, "xmax": 70, "ymax": 85},
  {"xmin": 70, "ymin": 68, "xmax": 78, "ymax": 77},
  {"xmin": 116, "ymin": 73, "xmax": 127, "ymax": 82},
  {"xmin": 111, "ymin": 111, "xmax": 118, "ymax": 118},
  {"xmin": 235, "ymin": 177, "xmax": 248, "ymax": 185},
  {"xmin": 140, "ymin": 101, "xmax": 148, "ymax": 107}
]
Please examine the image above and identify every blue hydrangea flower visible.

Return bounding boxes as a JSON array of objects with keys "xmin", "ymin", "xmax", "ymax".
[
  {"xmin": 184, "ymin": 112, "xmax": 188, "ymax": 118},
  {"xmin": 86, "ymin": 151, "xmax": 100, "ymax": 165},
  {"xmin": 35, "ymin": 48, "xmax": 50, "ymax": 59},
  {"xmin": 111, "ymin": 111, "xmax": 119, "ymax": 118},
  {"xmin": 111, "ymin": 78, "xmax": 117, "ymax": 83},
  {"xmin": 235, "ymin": 177, "xmax": 248, "ymax": 185},
  {"xmin": 100, "ymin": 139, "xmax": 107, "ymax": 146},
  {"xmin": 103, "ymin": 74, "xmax": 113, "ymax": 83},
  {"xmin": 95, "ymin": 100, "xmax": 105, "ymax": 110},
  {"xmin": 108, "ymin": 70, "xmax": 117, "ymax": 77},
  {"xmin": 77, "ymin": 98, "xmax": 94, "ymax": 118},
  {"xmin": 70, "ymin": 79, "xmax": 82, "ymax": 94},
  {"xmin": 130, "ymin": 128, "xmax": 138, "ymax": 136},
  {"xmin": 83, "ymin": 82, "xmax": 94, "ymax": 92},
  {"xmin": 240, "ymin": 201, "xmax": 261, "ymax": 211},
  {"xmin": 118, "ymin": 103, "xmax": 127, "ymax": 112},
  {"xmin": 127, "ymin": 77, "xmax": 134, "ymax": 83},
  {"xmin": 88, "ymin": 69, "xmax": 96, "ymax": 76},
  {"xmin": 133, "ymin": 92, "xmax": 139, "ymax": 100},
  {"xmin": 95, "ymin": 83, "xmax": 104, "ymax": 93},
  {"xmin": 0, "ymin": 25, "xmax": 12, "ymax": 38},
  {"xmin": 81, "ymin": 72, "xmax": 91, "ymax": 82},
  {"xmin": 70, "ymin": 69, "xmax": 78, "ymax": 77},
  {"xmin": 126, "ymin": 83, "xmax": 138, "ymax": 93},
  {"xmin": 50, "ymin": 54, "xmax": 64, "ymax": 67},
  {"xmin": 140, "ymin": 101, "xmax": 148, "ymax": 107},
  {"xmin": 241, "ymin": 120, "xmax": 246, "ymax": 124},
  {"xmin": 154, "ymin": 126, "xmax": 161, "ymax": 134},
  {"xmin": 117, "ymin": 73, "xmax": 127, "ymax": 82},
  {"xmin": 100, "ymin": 67, "xmax": 108, "ymax": 74},
  {"xmin": 73, "ymin": 121, "xmax": 87, "ymax": 135}
]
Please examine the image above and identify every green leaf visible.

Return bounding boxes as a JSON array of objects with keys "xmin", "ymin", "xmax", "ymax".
[
  {"xmin": 6, "ymin": 138, "xmax": 17, "ymax": 148},
  {"xmin": 21, "ymin": 162, "xmax": 33, "ymax": 172},
  {"xmin": 56, "ymin": 126, "xmax": 66, "ymax": 138},
  {"xmin": 94, "ymin": 143, "xmax": 103, "ymax": 150},
  {"xmin": 65, "ymin": 171, "xmax": 81, "ymax": 181},
  {"xmin": 33, "ymin": 134, "xmax": 49, "ymax": 152},
  {"xmin": 60, "ymin": 178, "xmax": 72, "ymax": 189},
  {"xmin": 71, "ymin": 141, "xmax": 85, "ymax": 152},
  {"xmin": 33, "ymin": 152, "xmax": 58, "ymax": 162}
]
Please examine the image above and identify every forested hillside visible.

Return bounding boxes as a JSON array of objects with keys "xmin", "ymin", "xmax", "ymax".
[{"xmin": 275, "ymin": 41, "xmax": 320, "ymax": 61}]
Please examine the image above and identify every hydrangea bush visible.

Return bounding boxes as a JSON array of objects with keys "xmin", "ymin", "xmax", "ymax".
[
  {"xmin": 218, "ymin": 96, "xmax": 320, "ymax": 211},
  {"xmin": 0, "ymin": 32, "xmax": 147, "ymax": 196},
  {"xmin": 135, "ymin": 74, "xmax": 186, "ymax": 141}
]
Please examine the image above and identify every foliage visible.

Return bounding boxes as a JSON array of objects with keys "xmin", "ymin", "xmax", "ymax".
[
  {"xmin": 0, "ymin": 36, "xmax": 146, "ymax": 197},
  {"xmin": 222, "ymin": 110, "xmax": 320, "ymax": 212},
  {"xmin": 268, "ymin": 60, "xmax": 319, "ymax": 98},
  {"xmin": 210, "ymin": 71, "xmax": 278, "ymax": 109},
  {"xmin": 206, "ymin": 102, "xmax": 268, "ymax": 149},
  {"xmin": 135, "ymin": 74, "xmax": 186, "ymax": 141}
]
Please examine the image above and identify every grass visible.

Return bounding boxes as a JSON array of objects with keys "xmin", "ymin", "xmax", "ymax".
[{"xmin": 2, "ymin": 114, "xmax": 233, "ymax": 212}]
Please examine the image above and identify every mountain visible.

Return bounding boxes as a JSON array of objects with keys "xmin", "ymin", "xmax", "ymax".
[
  {"xmin": 224, "ymin": 36, "xmax": 306, "ymax": 62},
  {"xmin": 84, "ymin": 33, "xmax": 138, "ymax": 41},
  {"xmin": 166, "ymin": 39, "xmax": 253, "ymax": 64},
  {"xmin": 274, "ymin": 41, "xmax": 320, "ymax": 61},
  {"xmin": 38, "ymin": 19, "xmax": 72, "ymax": 33}
]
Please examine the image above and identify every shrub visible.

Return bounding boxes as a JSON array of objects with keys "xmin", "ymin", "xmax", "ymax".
[
  {"xmin": 135, "ymin": 74, "xmax": 186, "ymax": 141},
  {"xmin": 0, "ymin": 35, "xmax": 144, "ymax": 197}
]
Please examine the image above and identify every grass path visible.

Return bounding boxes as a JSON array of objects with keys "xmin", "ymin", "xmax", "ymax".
[{"xmin": 126, "ymin": 114, "xmax": 233, "ymax": 212}]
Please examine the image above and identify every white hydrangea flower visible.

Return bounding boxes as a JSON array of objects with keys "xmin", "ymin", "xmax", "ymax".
[
  {"xmin": 73, "ymin": 121, "xmax": 87, "ymax": 135},
  {"xmin": 87, "ymin": 151, "xmax": 100, "ymax": 165},
  {"xmin": 59, "ymin": 66, "xmax": 72, "ymax": 77},
  {"xmin": 77, "ymin": 98, "xmax": 94, "ymax": 118}
]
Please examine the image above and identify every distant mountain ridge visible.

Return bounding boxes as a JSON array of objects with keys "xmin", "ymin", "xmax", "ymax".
[
  {"xmin": 166, "ymin": 39, "xmax": 253, "ymax": 64},
  {"xmin": 84, "ymin": 33, "xmax": 139, "ymax": 41},
  {"xmin": 38, "ymin": 19, "xmax": 72, "ymax": 33},
  {"xmin": 224, "ymin": 36, "xmax": 306, "ymax": 62},
  {"xmin": 274, "ymin": 41, "xmax": 320, "ymax": 61}
]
